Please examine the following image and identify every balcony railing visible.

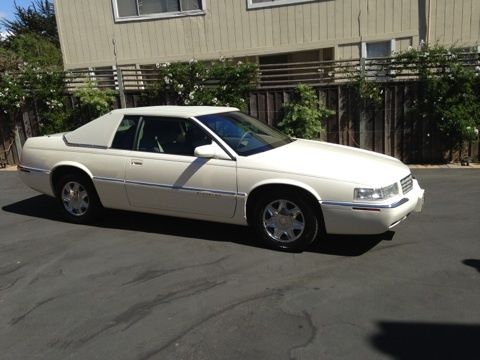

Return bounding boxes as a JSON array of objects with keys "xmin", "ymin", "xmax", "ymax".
[{"xmin": 21, "ymin": 51, "xmax": 480, "ymax": 91}]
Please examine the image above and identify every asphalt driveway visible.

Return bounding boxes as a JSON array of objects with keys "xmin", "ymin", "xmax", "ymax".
[{"xmin": 0, "ymin": 169, "xmax": 479, "ymax": 360}]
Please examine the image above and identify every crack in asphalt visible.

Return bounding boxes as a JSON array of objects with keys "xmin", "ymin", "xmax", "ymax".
[
  {"xmin": 122, "ymin": 255, "xmax": 231, "ymax": 286},
  {"xmin": 9, "ymin": 296, "xmax": 58, "ymax": 326},
  {"xmin": 0, "ymin": 277, "xmax": 21, "ymax": 291},
  {"xmin": 288, "ymin": 310, "xmax": 318, "ymax": 360},
  {"xmin": 68, "ymin": 280, "xmax": 226, "ymax": 349},
  {"xmin": 0, "ymin": 262, "xmax": 25, "ymax": 276},
  {"xmin": 137, "ymin": 291, "xmax": 280, "ymax": 360}
]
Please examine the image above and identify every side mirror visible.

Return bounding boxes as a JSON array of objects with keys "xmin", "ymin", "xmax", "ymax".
[{"xmin": 194, "ymin": 143, "xmax": 231, "ymax": 160}]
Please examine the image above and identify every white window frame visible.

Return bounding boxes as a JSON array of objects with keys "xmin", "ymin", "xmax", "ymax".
[
  {"xmin": 247, "ymin": 0, "xmax": 316, "ymax": 10},
  {"xmin": 361, "ymin": 39, "xmax": 396, "ymax": 59},
  {"xmin": 112, "ymin": 0, "xmax": 206, "ymax": 22}
]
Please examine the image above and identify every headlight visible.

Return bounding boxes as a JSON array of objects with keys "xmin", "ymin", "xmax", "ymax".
[{"xmin": 354, "ymin": 183, "xmax": 399, "ymax": 201}]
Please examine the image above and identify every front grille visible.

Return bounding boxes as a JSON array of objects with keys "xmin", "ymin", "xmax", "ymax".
[{"xmin": 400, "ymin": 174, "xmax": 413, "ymax": 194}]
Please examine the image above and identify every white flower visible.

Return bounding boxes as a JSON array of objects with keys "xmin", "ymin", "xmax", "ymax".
[
  {"xmin": 237, "ymin": 61, "xmax": 243, "ymax": 65},
  {"xmin": 164, "ymin": 76, "xmax": 171, "ymax": 84},
  {"xmin": 219, "ymin": 56, "xmax": 225, "ymax": 62},
  {"xmin": 189, "ymin": 58, "xmax": 197, "ymax": 64}
]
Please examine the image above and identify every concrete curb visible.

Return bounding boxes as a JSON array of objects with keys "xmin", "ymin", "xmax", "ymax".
[
  {"xmin": 409, "ymin": 163, "xmax": 480, "ymax": 169},
  {"xmin": 0, "ymin": 166, "xmax": 18, "ymax": 172}
]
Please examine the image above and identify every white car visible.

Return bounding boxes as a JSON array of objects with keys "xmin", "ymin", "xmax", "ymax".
[{"xmin": 18, "ymin": 106, "xmax": 424, "ymax": 251}]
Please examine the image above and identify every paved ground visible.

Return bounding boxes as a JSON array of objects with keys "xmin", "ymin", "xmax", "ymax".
[{"xmin": 0, "ymin": 169, "xmax": 479, "ymax": 360}]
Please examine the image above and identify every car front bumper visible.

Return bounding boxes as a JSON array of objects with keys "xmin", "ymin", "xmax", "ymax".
[{"xmin": 321, "ymin": 179, "xmax": 425, "ymax": 235}]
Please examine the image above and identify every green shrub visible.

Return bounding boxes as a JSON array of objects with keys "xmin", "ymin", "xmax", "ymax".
[
  {"xmin": 143, "ymin": 58, "xmax": 257, "ymax": 111},
  {"xmin": 278, "ymin": 84, "xmax": 335, "ymax": 139},
  {"xmin": 395, "ymin": 46, "xmax": 480, "ymax": 157},
  {"xmin": 72, "ymin": 81, "xmax": 117, "ymax": 126}
]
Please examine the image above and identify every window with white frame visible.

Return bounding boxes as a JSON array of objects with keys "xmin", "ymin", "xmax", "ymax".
[
  {"xmin": 114, "ymin": 0, "xmax": 204, "ymax": 20},
  {"xmin": 248, "ymin": 0, "xmax": 316, "ymax": 9},
  {"xmin": 362, "ymin": 40, "xmax": 395, "ymax": 59},
  {"xmin": 361, "ymin": 40, "xmax": 396, "ymax": 79}
]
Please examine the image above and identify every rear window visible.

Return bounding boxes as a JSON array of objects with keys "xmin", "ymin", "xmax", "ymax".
[{"xmin": 111, "ymin": 116, "xmax": 140, "ymax": 150}]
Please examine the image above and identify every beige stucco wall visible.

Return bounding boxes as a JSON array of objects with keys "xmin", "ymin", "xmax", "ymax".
[{"xmin": 55, "ymin": 0, "xmax": 422, "ymax": 69}]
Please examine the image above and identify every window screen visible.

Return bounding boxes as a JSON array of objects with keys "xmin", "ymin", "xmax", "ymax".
[
  {"xmin": 366, "ymin": 42, "xmax": 391, "ymax": 58},
  {"xmin": 117, "ymin": 0, "xmax": 138, "ymax": 17}
]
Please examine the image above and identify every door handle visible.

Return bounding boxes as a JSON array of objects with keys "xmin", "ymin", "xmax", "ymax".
[{"xmin": 131, "ymin": 159, "xmax": 143, "ymax": 166}]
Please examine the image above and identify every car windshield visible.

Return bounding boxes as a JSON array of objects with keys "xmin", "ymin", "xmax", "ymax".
[{"xmin": 196, "ymin": 111, "xmax": 293, "ymax": 156}]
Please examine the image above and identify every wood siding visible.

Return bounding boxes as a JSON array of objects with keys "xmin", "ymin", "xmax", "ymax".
[
  {"xmin": 428, "ymin": 0, "xmax": 480, "ymax": 47},
  {"xmin": 55, "ymin": 0, "xmax": 420, "ymax": 69}
]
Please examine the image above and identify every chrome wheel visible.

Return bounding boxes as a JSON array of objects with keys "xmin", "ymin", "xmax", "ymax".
[
  {"xmin": 61, "ymin": 181, "xmax": 89, "ymax": 217},
  {"xmin": 262, "ymin": 199, "xmax": 305, "ymax": 243}
]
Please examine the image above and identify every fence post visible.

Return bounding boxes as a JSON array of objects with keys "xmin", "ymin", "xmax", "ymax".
[
  {"xmin": 14, "ymin": 125, "xmax": 22, "ymax": 161},
  {"xmin": 359, "ymin": 57, "xmax": 367, "ymax": 148},
  {"xmin": 117, "ymin": 68, "xmax": 127, "ymax": 109}
]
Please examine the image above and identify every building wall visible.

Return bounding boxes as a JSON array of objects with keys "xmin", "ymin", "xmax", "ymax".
[
  {"xmin": 55, "ymin": 0, "xmax": 421, "ymax": 69},
  {"xmin": 427, "ymin": 0, "xmax": 480, "ymax": 48}
]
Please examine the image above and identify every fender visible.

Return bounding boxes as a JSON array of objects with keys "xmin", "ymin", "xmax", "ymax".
[
  {"xmin": 244, "ymin": 178, "xmax": 322, "ymax": 217},
  {"xmin": 50, "ymin": 161, "xmax": 94, "ymax": 193}
]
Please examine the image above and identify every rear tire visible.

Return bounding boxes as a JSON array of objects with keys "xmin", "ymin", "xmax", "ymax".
[
  {"xmin": 56, "ymin": 173, "xmax": 101, "ymax": 224},
  {"xmin": 252, "ymin": 191, "xmax": 319, "ymax": 252}
]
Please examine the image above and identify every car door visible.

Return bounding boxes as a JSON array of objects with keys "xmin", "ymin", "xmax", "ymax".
[{"xmin": 124, "ymin": 116, "xmax": 237, "ymax": 218}]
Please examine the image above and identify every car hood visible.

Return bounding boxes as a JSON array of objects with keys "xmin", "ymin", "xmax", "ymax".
[{"xmin": 241, "ymin": 139, "xmax": 411, "ymax": 187}]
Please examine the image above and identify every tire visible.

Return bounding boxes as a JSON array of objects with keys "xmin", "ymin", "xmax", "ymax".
[
  {"xmin": 252, "ymin": 191, "xmax": 319, "ymax": 252},
  {"xmin": 56, "ymin": 172, "xmax": 102, "ymax": 224}
]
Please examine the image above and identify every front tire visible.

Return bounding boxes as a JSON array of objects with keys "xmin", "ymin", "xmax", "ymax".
[
  {"xmin": 56, "ymin": 173, "xmax": 101, "ymax": 224},
  {"xmin": 252, "ymin": 191, "xmax": 319, "ymax": 252}
]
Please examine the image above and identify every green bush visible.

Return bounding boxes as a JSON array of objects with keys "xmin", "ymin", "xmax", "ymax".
[
  {"xmin": 395, "ymin": 46, "xmax": 480, "ymax": 157},
  {"xmin": 278, "ymin": 84, "xmax": 335, "ymax": 139},
  {"xmin": 143, "ymin": 58, "xmax": 257, "ymax": 110},
  {"xmin": 73, "ymin": 81, "xmax": 117, "ymax": 124}
]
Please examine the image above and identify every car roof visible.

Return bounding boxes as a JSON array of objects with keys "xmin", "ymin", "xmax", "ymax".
[
  {"xmin": 112, "ymin": 105, "xmax": 239, "ymax": 118},
  {"xmin": 63, "ymin": 106, "xmax": 239, "ymax": 148}
]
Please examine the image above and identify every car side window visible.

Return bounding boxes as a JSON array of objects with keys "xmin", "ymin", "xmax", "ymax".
[
  {"xmin": 135, "ymin": 116, "xmax": 211, "ymax": 156},
  {"xmin": 111, "ymin": 116, "xmax": 140, "ymax": 150}
]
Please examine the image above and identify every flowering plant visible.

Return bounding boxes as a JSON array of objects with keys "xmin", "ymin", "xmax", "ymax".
[{"xmin": 144, "ymin": 58, "xmax": 257, "ymax": 110}]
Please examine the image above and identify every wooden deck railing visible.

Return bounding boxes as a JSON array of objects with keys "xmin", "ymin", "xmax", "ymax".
[{"xmin": 61, "ymin": 52, "xmax": 480, "ymax": 91}]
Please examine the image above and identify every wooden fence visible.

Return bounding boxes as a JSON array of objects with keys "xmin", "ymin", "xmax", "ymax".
[{"xmin": 1, "ymin": 81, "xmax": 479, "ymax": 165}]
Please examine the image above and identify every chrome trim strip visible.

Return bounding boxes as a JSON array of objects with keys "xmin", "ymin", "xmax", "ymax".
[
  {"xmin": 321, "ymin": 197, "xmax": 409, "ymax": 209},
  {"xmin": 125, "ymin": 179, "xmax": 239, "ymax": 197},
  {"xmin": 93, "ymin": 176, "xmax": 242, "ymax": 197},
  {"xmin": 93, "ymin": 176, "xmax": 125, "ymax": 184},
  {"xmin": 17, "ymin": 165, "xmax": 51, "ymax": 174},
  {"xmin": 62, "ymin": 135, "xmax": 108, "ymax": 150}
]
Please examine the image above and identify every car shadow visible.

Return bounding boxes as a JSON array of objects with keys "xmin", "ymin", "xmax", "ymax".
[
  {"xmin": 2, "ymin": 195, "xmax": 391, "ymax": 256},
  {"xmin": 463, "ymin": 259, "xmax": 480, "ymax": 274},
  {"xmin": 370, "ymin": 321, "xmax": 480, "ymax": 359}
]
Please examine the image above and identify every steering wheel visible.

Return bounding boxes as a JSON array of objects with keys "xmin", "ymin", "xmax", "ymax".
[{"xmin": 237, "ymin": 131, "xmax": 252, "ymax": 150}]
